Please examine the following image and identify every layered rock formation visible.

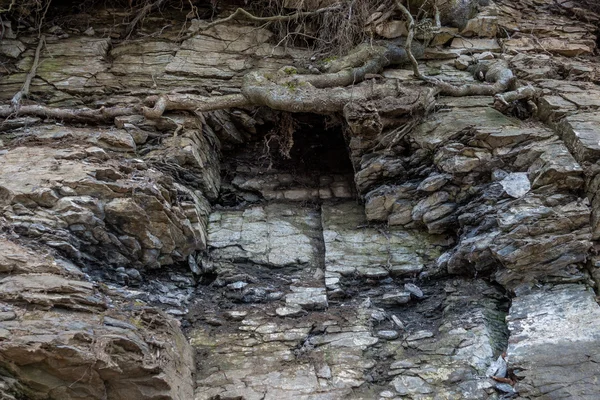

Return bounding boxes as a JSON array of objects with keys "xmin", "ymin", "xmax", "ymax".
[{"xmin": 2, "ymin": 0, "xmax": 600, "ymax": 399}]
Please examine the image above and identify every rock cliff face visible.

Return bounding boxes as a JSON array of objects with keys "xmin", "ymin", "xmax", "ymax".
[{"xmin": 1, "ymin": 0, "xmax": 600, "ymax": 399}]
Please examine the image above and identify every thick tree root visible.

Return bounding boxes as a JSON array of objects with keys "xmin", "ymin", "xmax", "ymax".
[
  {"xmin": 0, "ymin": 104, "xmax": 140, "ymax": 123},
  {"xmin": 143, "ymin": 75, "xmax": 429, "ymax": 118},
  {"xmin": 494, "ymin": 85, "xmax": 538, "ymax": 107},
  {"xmin": 142, "ymin": 94, "xmax": 250, "ymax": 119},
  {"xmin": 142, "ymin": 38, "xmax": 423, "ymax": 119},
  {"xmin": 393, "ymin": 0, "xmax": 516, "ymax": 98},
  {"xmin": 437, "ymin": 60, "xmax": 516, "ymax": 97},
  {"xmin": 4, "ymin": 3, "xmax": 520, "ymax": 125}
]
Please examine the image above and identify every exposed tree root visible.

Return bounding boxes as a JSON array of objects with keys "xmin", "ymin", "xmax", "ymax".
[
  {"xmin": 2, "ymin": 0, "xmax": 520, "ymax": 128},
  {"xmin": 143, "ymin": 75, "xmax": 429, "ymax": 118},
  {"xmin": 142, "ymin": 37, "xmax": 425, "ymax": 119},
  {"xmin": 393, "ymin": 0, "xmax": 516, "ymax": 98},
  {"xmin": 10, "ymin": 35, "xmax": 45, "ymax": 112},
  {"xmin": 142, "ymin": 94, "xmax": 250, "ymax": 118},
  {"xmin": 0, "ymin": 104, "xmax": 140, "ymax": 123},
  {"xmin": 493, "ymin": 84, "xmax": 539, "ymax": 116},
  {"xmin": 437, "ymin": 60, "xmax": 516, "ymax": 96},
  {"xmin": 494, "ymin": 85, "xmax": 538, "ymax": 108}
]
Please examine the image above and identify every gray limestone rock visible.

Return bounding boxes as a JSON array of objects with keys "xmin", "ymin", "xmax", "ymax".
[
  {"xmin": 500, "ymin": 173, "xmax": 530, "ymax": 198},
  {"xmin": 507, "ymin": 285, "xmax": 600, "ymax": 399},
  {"xmin": 285, "ymin": 286, "xmax": 328, "ymax": 310}
]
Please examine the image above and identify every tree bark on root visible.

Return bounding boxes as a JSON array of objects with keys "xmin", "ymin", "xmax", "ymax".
[
  {"xmin": 0, "ymin": 104, "xmax": 140, "ymax": 123},
  {"xmin": 436, "ymin": 60, "xmax": 516, "ymax": 96},
  {"xmin": 142, "ymin": 94, "xmax": 250, "ymax": 119},
  {"xmin": 394, "ymin": 0, "xmax": 424, "ymax": 79},
  {"xmin": 4, "ymin": 3, "xmax": 520, "ymax": 125},
  {"xmin": 494, "ymin": 85, "xmax": 538, "ymax": 107},
  {"xmin": 143, "ymin": 76, "xmax": 429, "ymax": 118}
]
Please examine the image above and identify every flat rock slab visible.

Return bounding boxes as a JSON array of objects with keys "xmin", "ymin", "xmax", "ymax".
[
  {"xmin": 383, "ymin": 279, "xmax": 509, "ymax": 399},
  {"xmin": 192, "ymin": 308, "xmax": 377, "ymax": 400},
  {"xmin": 450, "ymin": 38, "xmax": 501, "ymax": 53},
  {"xmin": 507, "ymin": 284, "xmax": 600, "ymax": 399},
  {"xmin": 558, "ymin": 112, "xmax": 600, "ymax": 163},
  {"xmin": 321, "ymin": 201, "xmax": 442, "ymax": 293},
  {"xmin": 285, "ymin": 286, "xmax": 328, "ymax": 310},
  {"xmin": 208, "ymin": 204, "xmax": 322, "ymax": 268}
]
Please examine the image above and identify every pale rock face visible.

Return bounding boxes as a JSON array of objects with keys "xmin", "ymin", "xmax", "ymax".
[
  {"xmin": 500, "ymin": 172, "xmax": 530, "ymax": 198},
  {"xmin": 507, "ymin": 285, "xmax": 600, "ymax": 398}
]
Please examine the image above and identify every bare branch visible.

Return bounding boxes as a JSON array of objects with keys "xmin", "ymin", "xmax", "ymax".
[
  {"xmin": 11, "ymin": 35, "xmax": 45, "ymax": 112},
  {"xmin": 494, "ymin": 85, "xmax": 538, "ymax": 107},
  {"xmin": 394, "ymin": 0, "xmax": 424, "ymax": 79},
  {"xmin": 199, "ymin": 4, "xmax": 343, "ymax": 32},
  {"xmin": 126, "ymin": 0, "xmax": 168, "ymax": 38},
  {"xmin": 0, "ymin": 0, "xmax": 17, "ymax": 13}
]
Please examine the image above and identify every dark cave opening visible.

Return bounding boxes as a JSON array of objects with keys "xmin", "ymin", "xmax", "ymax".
[
  {"xmin": 216, "ymin": 112, "xmax": 357, "ymax": 208},
  {"xmin": 261, "ymin": 113, "xmax": 354, "ymax": 174}
]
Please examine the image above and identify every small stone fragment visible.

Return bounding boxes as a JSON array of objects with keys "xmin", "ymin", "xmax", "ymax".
[
  {"xmin": 225, "ymin": 311, "xmax": 248, "ymax": 321},
  {"xmin": 492, "ymin": 168, "xmax": 509, "ymax": 181},
  {"xmin": 500, "ymin": 173, "xmax": 531, "ymax": 198},
  {"xmin": 371, "ymin": 309, "xmax": 387, "ymax": 323},
  {"xmin": 390, "ymin": 360, "xmax": 417, "ymax": 369},
  {"xmin": 125, "ymin": 268, "xmax": 142, "ymax": 281},
  {"xmin": 391, "ymin": 315, "xmax": 405, "ymax": 330},
  {"xmin": 377, "ymin": 330, "xmax": 399, "ymax": 340},
  {"xmin": 475, "ymin": 51, "xmax": 495, "ymax": 61},
  {"xmin": 406, "ymin": 330, "xmax": 434, "ymax": 341},
  {"xmin": 380, "ymin": 292, "xmax": 411, "ymax": 305},
  {"xmin": 391, "ymin": 375, "xmax": 433, "ymax": 395},
  {"xmin": 404, "ymin": 283, "xmax": 424, "ymax": 299},
  {"xmin": 316, "ymin": 364, "xmax": 332, "ymax": 379},
  {"xmin": 227, "ymin": 281, "xmax": 248, "ymax": 290},
  {"xmin": 454, "ymin": 55, "xmax": 472, "ymax": 70},
  {"xmin": 417, "ymin": 174, "xmax": 450, "ymax": 192},
  {"xmin": 486, "ymin": 355, "xmax": 508, "ymax": 378},
  {"xmin": 188, "ymin": 254, "xmax": 201, "ymax": 275},
  {"xmin": 205, "ymin": 316, "xmax": 224, "ymax": 326},
  {"xmin": 285, "ymin": 286, "xmax": 328, "ymax": 310},
  {"xmin": 494, "ymin": 382, "xmax": 517, "ymax": 395},
  {"xmin": 276, "ymin": 305, "xmax": 305, "ymax": 317}
]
